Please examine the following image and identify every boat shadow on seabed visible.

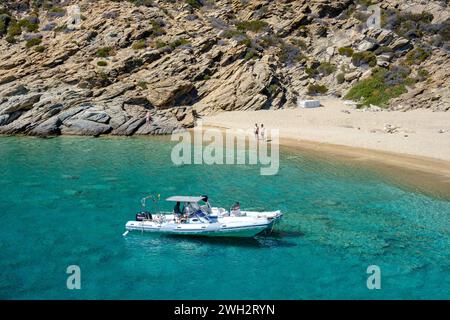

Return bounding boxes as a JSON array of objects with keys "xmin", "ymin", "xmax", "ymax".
[{"xmin": 125, "ymin": 228, "xmax": 303, "ymax": 249}]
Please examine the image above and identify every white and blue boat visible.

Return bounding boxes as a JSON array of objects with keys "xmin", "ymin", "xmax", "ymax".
[{"xmin": 124, "ymin": 195, "xmax": 282, "ymax": 238}]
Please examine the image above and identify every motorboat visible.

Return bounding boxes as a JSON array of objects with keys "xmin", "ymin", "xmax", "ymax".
[{"xmin": 124, "ymin": 195, "xmax": 282, "ymax": 238}]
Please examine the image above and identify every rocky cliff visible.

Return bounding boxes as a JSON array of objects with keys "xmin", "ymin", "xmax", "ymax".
[{"xmin": 0, "ymin": 0, "xmax": 449, "ymax": 136}]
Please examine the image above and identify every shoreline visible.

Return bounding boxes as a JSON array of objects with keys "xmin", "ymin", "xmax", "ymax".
[
  {"xmin": 201, "ymin": 124, "xmax": 450, "ymax": 199},
  {"xmin": 199, "ymin": 99, "xmax": 450, "ymax": 199}
]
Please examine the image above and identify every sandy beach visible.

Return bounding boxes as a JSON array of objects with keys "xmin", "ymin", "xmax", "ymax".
[{"xmin": 201, "ymin": 99, "xmax": 450, "ymax": 197}]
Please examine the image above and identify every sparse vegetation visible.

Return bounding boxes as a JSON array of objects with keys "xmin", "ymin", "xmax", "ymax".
[
  {"xmin": 155, "ymin": 39, "xmax": 167, "ymax": 48},
  {"xmin": 48, "ymin": 7, "xmax": 66, "ymax": 15},
  {"xmin": 169, "ymin": 38, "xmax": 190, "ymax": 49},
  {"xmin": 404, "ymin": 46, "xmax": 430, "ymax": 66},
  {"xmin": 352, "ymin": 51, "xmax": 377, "ymax": 67},
  {"xmin": 97, "ymin": 60, "xmax": 108, "ymax": 67},
  {"xmin": 267, "ymin": 84, "xmax": 279, "ymax": 96},
  {"xmin": 344, "ymin": 67, "xmax": 410, "ymax": 106},
  {"xmin": 7, "ymin": 21, "xmax": 22, "ymax": 37},
  {"xmin": 278, "ymin": 42, "xmax": 303, "ymax": 64},
  {"xmin": 317, "ymin": 62, "xmax": 336, "ymax": 76},
  {"xmin": 238, "ymin": 36, "xmax": 251, "ymax": 47},
  {"xmin": 0, "ymin": 19, "xmax": 6, "ymax": 36},
  {"xmin": 244, "ymin": 49, "xmax": 257, "ymax": 60},
  {"xmin": 26, "ymin": 37, "xmax": 42, "ymax": 48},
  {"xmin": 236, "ymin": 20, "xmax": 268, "ymax": 33},
  {"xmin": 416, "ymin": 69, "xmax": 429, "ymax": 81},
  {"xmin": 137, "ymin": 81, "xmax": 148, "ymax": 89},
  {"xmin": 150, "ymin": 19, "xmax": 165, "ymax": 36},
  {"xmin": 336, "ymin": 73, "xmax": 345, "ymax": 84},
  {"xmin": 97, "ymin": 47, "xmax": 113, "ymax": 57},
  {"xmin": 305, "ymin": 61, "xmax": 336, "ymax": 77},
  {"xmin": 338, "ymin": 47, "xmax": 354, "ymax": 57},
  {"xmin": 34, "ymin": 45, "xmax": 46, "ymax": 53},
  {"xmin": 291, "ymin": 38, "xmax": 307, "ymax": 50},
  {"xmin": 132, "ymin": 40, "xmax": 146, "ymax": 50},
  {"xmin": 307, "ymin": 84, "xmax": 328, "ymax": 95}
]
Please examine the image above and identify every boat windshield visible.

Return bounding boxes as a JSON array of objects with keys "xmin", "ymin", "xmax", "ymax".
[{"xmin": 182, "ymin": 201, "xmax": 210, "ymax": 217}]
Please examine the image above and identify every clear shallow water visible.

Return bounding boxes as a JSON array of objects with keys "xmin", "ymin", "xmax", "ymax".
[{"xmin": 0, "ymin": 136, "xmax": 449, "ymax": 300}]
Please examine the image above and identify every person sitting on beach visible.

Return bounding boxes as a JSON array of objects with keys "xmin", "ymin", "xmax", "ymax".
[{"xmin": 254, "ymin": 123, "xmax": 259, "ymax": 140}]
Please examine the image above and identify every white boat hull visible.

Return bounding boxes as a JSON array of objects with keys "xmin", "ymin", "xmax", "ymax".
[{"xmin": 125, "ymin": 220, "xmax": 271, "ymax": 238}]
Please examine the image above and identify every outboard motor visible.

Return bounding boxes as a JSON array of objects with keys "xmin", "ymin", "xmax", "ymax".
[{"xmin": 136, "ymin": 211, "xmax": 152, "ymax": 221}]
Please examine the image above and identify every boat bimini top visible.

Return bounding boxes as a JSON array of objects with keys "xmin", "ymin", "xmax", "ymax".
[{"xmin": 166, "ymin": 196, "xmax": 207, "ymax": 203}]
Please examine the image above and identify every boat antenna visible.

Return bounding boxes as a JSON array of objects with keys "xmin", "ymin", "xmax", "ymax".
[{"xmin": 141, "ymin": 194, "xmax": 159, "ymax": 211}]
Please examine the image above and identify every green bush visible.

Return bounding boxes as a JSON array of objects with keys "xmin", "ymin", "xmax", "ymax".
[
  {"xmin": 267, "ymin": 84, "xmax": 279, "ymax": 96},
  {"xmin": 97, "ymin": 60, "xmax": 108, "ymax": 67},
  {"xmin": 7, "ymin": 21, "xmax": 22, "ymax": 37},
  {"xmin": 352, "ymin": 51, "xmax": 377, "ymax": 67},
  {"xmin": 155, "ymin": 39, "xmax": 167, "ymax": 48},
  {"xmin": 404, "ymin": 47, "xmax": 430, "ymax": 65},
  {"xmin": 307, "ymin": 84, "xmax": 328, "ymax": 95},
  {"xmin": 317, "ymin": 62, "xmax": 336, "ymax": 75},
  {"xmin": 185, "ymin": 0, "xmax": 203, "ymax": 9},
  {"xmin": 222, "ymin": 29, "xmax": 246, "ymax": 39},
  {"xmin": 26, "ymin": 37, "xmax": 42, "ymax": 48},
  {"xmin": 244, "ymin": 49, "xmax": 257, "ymax": 60},
  {"xmin": 34, "ymin": 45, "xmax": 46, "ymax": 53},
  {"xmin": 238, "ymin": 36, "xmax": 251, "ymax": 47},
  {"xmin": 344, "ymin": 68, "xmax": 408, "ymax": 106},
  {"xmin": 150, "ymin": 19, "xmax": 165, "ymax": 35},
  {"xmin": 132, "ymin": 40, "xmax": 146, "ymax": 50},
  {"xmin": 170, "ymin": 38, "xmax": 190, "ymax": 49},
  {"xmin": 18, "ymin": 18, "xmax": 39, "ymax": 32},
  {"xmin": 336, "ymin": 73, "xmax": 345, "ymax": 84},
  {"xmin": 96, "ymin": 47, "xmax": 113, "ymax": 57},
  {"xmin": 236, "ymin": 20, "xmax": 268, "ymax": 33},
  {"xmin": 0, "ymin": 19, "xmax": 7, "ymax": 36},
  {"xmin": 338, "ymin": 47, "xmax": 354, "ymax": 57},
  {"xmin": 6, "ymin": 35, "xmax": 16, "ymax": 43},
  {"xmin": 137, "ymin": 81, "xmax": 148, "ymax": 89},
  {"xmin": 416, "ymin": 69, "xmax": 429, "ymax": 81},
  {"xmin": 278, "ymin": 42, "xmax": 302, "ymax": 64},
  {"xmin": 259, "ymin": 34, "xmax": 278, "ymax": 48},
  {"xmin": 291, "ymin": 38, "xmax": 307, "ymax": 50}
]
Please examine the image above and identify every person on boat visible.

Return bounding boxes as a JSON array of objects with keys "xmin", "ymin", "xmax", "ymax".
[
  {"xmin": 260, "ymin": 124, "xmax": 265, "ymax": 140},
  {"xmin": 199, "ymin": 195, "xmax": 212, "ymax": 215},
  {"xmin": 254, "ymin": 123, "xmax": 259, "ymax": 140},
  {"xmin": 231, "ymin": 202, "xmax": 241, "ymax": 216},
  {"xmin": 174, "ymin": 201, "xmax": 181, "ymax": 215}
]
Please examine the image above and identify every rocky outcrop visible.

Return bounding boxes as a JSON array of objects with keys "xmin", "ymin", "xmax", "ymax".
[{"xmin": 0, "ymin": 0, "xmax": 448, "ymax": 137}]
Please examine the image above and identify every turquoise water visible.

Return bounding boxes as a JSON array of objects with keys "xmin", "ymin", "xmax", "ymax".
[{"xmin": 0, "ymin": 136, "xmax": 449, "ymax": 299}]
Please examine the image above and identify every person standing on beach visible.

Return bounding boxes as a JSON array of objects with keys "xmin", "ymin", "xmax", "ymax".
[
  {"xmin": 260, "ymin": 124, "xmax": 265, "ymax": 141},
  {"xmin": 254, "ymin": 123, "xmax": 259, "ymax": 140},
  {"xmin": 146, "ymin": 111, "xmax": 152, "ymax": 124}
]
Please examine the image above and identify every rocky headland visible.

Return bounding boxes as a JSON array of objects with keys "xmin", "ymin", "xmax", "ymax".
[{"xmin": 0, "ymin": 0, "xmax": 449, "ymax": 137}]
